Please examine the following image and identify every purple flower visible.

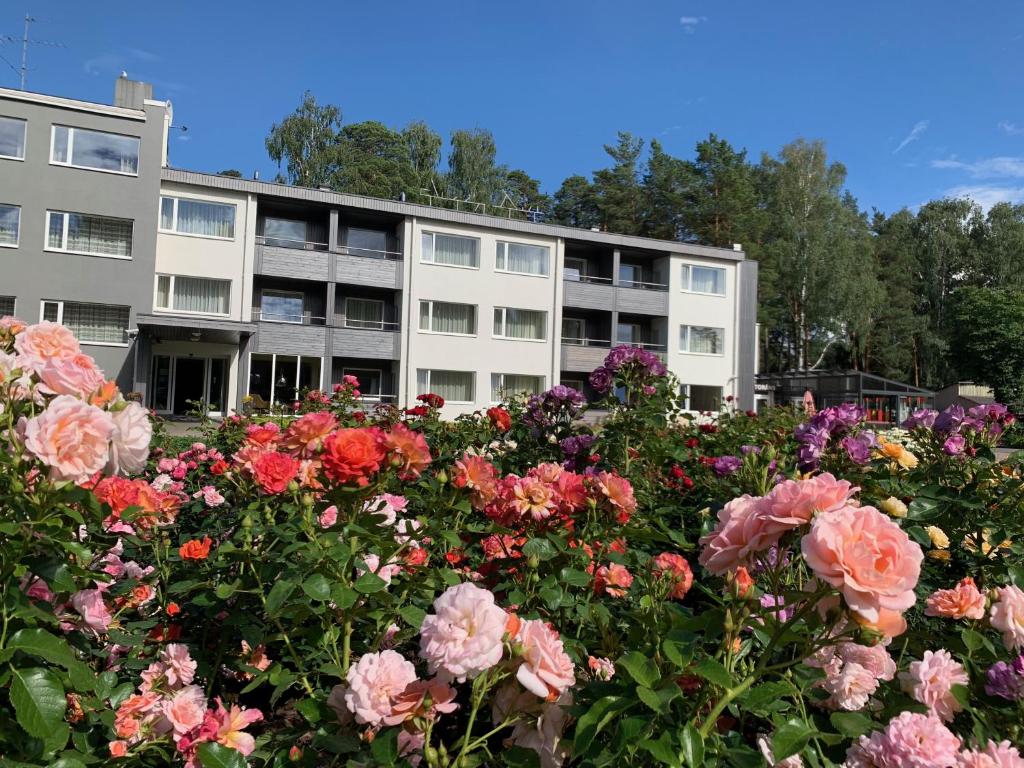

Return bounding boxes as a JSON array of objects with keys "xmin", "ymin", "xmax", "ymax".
[
  {"xmin": 523, "ymin": 385, "xmax": 587, "ymax": 430},
  {"xmin": 643, "ymin": 385, "xmax": 656, "ymax": 396},
  {"xmin": 841, "ymin": 432, "xmax": 875, "ymax": 465},
  {"xmin": 713, "ymin": 455, "xmax": 742, "ymax": 477},
  {"xmin": 560, "ymin": 434, "xmax": 596, "ymax": 470},
  {"xmin": 740, "ymin": 444, "xmax": 762, "ymax": 455},
  {"xmin": 588, "ymin": 366, "xmax": 614, "ymax": 394},
  {"xmin": 942, "ymin": 433, "xmax": 966, "ymax": 456},
  {"xmin": 934, "ymin": 405, "xmax": 965, "ymax": 435},
  {"xmin": 758, "ymin": 594, "xmax": 794, "ymax": 623},
  {"xmin": 830, "ymin": 403, "xmax": 865, "ymax": 432},
  {"xmin": 985, "ymin": 661, "xmax": 1024, "ymax": 701},
  {"xmin": 902, "ymin": 408, "xmax": 938, "ymax": 430}
]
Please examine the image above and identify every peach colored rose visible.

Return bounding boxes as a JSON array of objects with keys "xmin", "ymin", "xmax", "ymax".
[
  {"xmin": 107, "ymin": 402, "xmax": 152, "ymax": 475},
  {"xmin": 591, "ymin": 471, "xmax": 637, "ymax": 523},
  {"xmin": 419, "ymin": 583, "xmax": 508, "ymax": 681},
  {"xmin": 344, "ymin": 650, "xmax": 418, "ymax": 726},
  {"xmin": 37, "ymin": 352, "xmax": 105, "ymax": 398},
  {"xmin": 761, "ymin": 473, "xmax": 857, "ymax": 528},
  {"xmin": 160, "ymin": 684, "xmax": 207, "ymax": 736},
  {"xmin": 593, "ymin": 563, "xmax": 633, "ymax": 598},
  {"xmin": 14, "ymin": 321, "xmax": 80, "ymax": 372},
  {"xmin": 515, "ymin": 619, "xmax": 576, "ymax": 699},
  {"xmin": 383, "ymin": 677, "xmax": 459, "ymax": 726},
  {"xmin": 801, "ymin": 505, "xmax": 922, "ymax": 630},
  {"xmin": 652, "ymin": 552, "xmax": 694, "ymax": 600},
  {"xmin": 452, "ymin": 453, "xmax": 499, "ymax": 509},
  {"xmin": 205, "ymin": 698, "xmax": 263, "ymax": 755},
  {"xmin": 109, "ymin": 740, "xmax": 129, "ymax": 758},
  {"xmin": 281, "ymin": 411, "xmax": 337, "ymax": 456},
  {"xmin": 321, "ymin": 427, "xmax": 385, "ymax": 486},
  {"xmin": 698, "ymin": 494, "xmax": 776, "ymax": 575},
  {"xmin": 990, "ymin": 584, "xmax": 1024, "ymax": 651},
  {"xmin": 381, "ymin": 423, "xmax": 432, "ymax": 480},
  {"xmin": 510, "ymin": 475, "xmax": 558, "ymax": 521},
  {"xmin": 925, "ymin": 577, "xmax": 986, "ymax": 620},
  {"xmin": 23, "ymin": 395, "xmax": 115, "ymax": 482}
]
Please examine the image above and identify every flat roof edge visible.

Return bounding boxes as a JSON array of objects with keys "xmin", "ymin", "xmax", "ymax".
[{"xmin": 0, "ymin": 87, "xmax": 148, "ymax": 121}]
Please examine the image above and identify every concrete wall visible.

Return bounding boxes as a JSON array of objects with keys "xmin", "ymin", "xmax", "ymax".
[{"xmin": 0, "ymin": 87, "xmax": 169, "ymax": 391}]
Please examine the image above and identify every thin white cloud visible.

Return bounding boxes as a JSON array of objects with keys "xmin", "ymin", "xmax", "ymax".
[
  {"xmin": 84, "ymin": 48, "xmax": 161, "ymax": 76},
  {"xmin": 893, "ymin": 120, "xmax": 929, "ymax": 154},
  {"xmin": 945, "ymin": 184, "xmax": 1024, "ymax": 211},
  {"xmin": 931, "ymin": 156, "xmax": 1024, "ymax": 178},
  {"xmin": 998, "ymin": 120, "xmax": 1024, "ymax": 136},
  {"xmin": 126, "ymin": 48, "xmax": 160, "ymax": 62},
  {"xmin": 659, "ymin": 125, "xmax": 682, "ymax": 136},
  {"xmin": 679, "ymin": 15, "xmax": 708, "ymax": 33}
]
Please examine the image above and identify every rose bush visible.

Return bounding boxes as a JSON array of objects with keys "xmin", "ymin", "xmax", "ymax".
[{"xmin": 0, "ymin": 323, "xmax": 1022, "ymax": 768}]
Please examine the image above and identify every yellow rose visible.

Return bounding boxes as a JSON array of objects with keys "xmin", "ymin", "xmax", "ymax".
[
  {"xmin": 879, "ymin": 496, "xmax": 908, "ymax": 518},
  {"xmin": 926, "ymin": 525, "xmax": 950, "ymax": 549},
  {"xmin": 927, "ymin": 549, "xmax": 951, "ymax": 562}
]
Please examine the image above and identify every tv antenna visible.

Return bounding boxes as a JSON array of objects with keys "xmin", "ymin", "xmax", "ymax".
[{"xmin": 0, "ymin": 14, "xmax": 65, "ymax": 89}]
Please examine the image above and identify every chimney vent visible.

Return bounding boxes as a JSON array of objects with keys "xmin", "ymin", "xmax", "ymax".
[
  {"xmin": 113, "ymin": 75, "xmax": 153, "ymax": 109},
  {"xmin": 733, "ymin": 243, "xmax": 743, "ymax": 252}
]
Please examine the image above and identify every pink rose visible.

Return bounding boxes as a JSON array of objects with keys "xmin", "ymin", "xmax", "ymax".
[
  {"xmin": 957, "ymin": 741, "xmax": 1024, "ymax": 768},
  {"xmin": 319, "ymin": 505, "xmax": 338, "ymax": 528},
  {"xmin": 383, "ymin": 677, "xmax": 459, "ymax": 726},
  {"xmin": 161, "ymin": 643, "xmax": 198, "ymax": 688},
  {"xmin": 899, "ymin": 649, "xmax": 968, "ymax": 722},
  {"xmin": 204, "ymin": 698, "xmax": 263, "ymax": 756},
  {"xmin": 593, "ymin": 563, "xmax": 633, "ymax": 598},
  {"xmin": 70, "ymin": 588, "xmax": 112, "ymax": 633},
  {"xmin": 698, "ymin": 494, "xmax": 777, "ymax": 575},
  {"xmin": 492, "ymin": 684, "xmax": 572, "ymax": 768},
  {"xmin": 801, "ymin": 505, "xmax": 922, "ymax": 631},
  {"xmin": 419, "ymin": 583, "xmax": 508, "ymax": 681},
  {"xmin": 24, "ymin": 395, "xmax": 115, "ymax": 482},
  {"xmin": 761, "ymin": 473, "xmax": 857, "ymax": 528},
  {"xmin": 344, "ymin": 650, "xmax": 418, "ymax": 726},
  {"xmin": 845, "ymin": 711, "xmax": 960, "ymax": 768},
  {"xmin": 990, "ymin": 585, "xmax": 1024, "ymax": 651},
  {"xmin": 193, "ymin": 485, "xmax": 225, "ymax": 508},
  {"xmin": 925, "ymin": 577, "xmax": 986, "ymax": 621},
  {"xmin": 359, "ymin": 553, "xmax": 403, "ymax": 586},
  {"xmin": 14, "ymin": 321, "xmax": 80, "ymax": 372},
  {"xmin": 107, "ymin": 402, "xmax": 153, "ymax": 476},
  {"xmin": 587, "ymin": 656, "xmax": 615, "ymax": 681},
  {"xmin": 515, "ymin": 619, "xmax": 575, "ymax": 699},
  {"xmin": 160, "ymin": 684, "xmax": 207, "ymax": 736},
  {"xmin": 37, "ymin": 353, "xmax": 105, "ymax": 398}
]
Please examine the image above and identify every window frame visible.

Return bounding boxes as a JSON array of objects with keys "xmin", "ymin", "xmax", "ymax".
[
  {"xmin": 490, "ymin": 372, "xmax": 545, "ymax": 403},
  {"xmin": 418, "ymin": 300, "xmax": 478, "ymax": 337},
  {"xmin": 493, "ymin": 306, "xmax": 548, "ymax": 342},
  {"xmin": 680, "ymin": 263, "xmax": 727, "ymax": 296},
  {"xmin": 679, "ymin": 324, "xmax": 726, "ymax": 356},
  {"xmin": 344, "ymin": 297, "xmax": 386, "ymax": 330},
  {"xmin": 259, "ymin": 288, "xmax": 305, "ymax": 324},
  {"xmin": 153, "ymin": 274, "xmax": 231, "ymax": 317},
  {"xmin": 40, "ymin": 299, "xmax": 130, "ymax": 347},
  {"xmin": 0, "ymin": 116, "xmax": 27, "ymax": 161},
  {"xmin": 44, "ymin": 210, "xmax": 134, "ymax": 260},
  {"xmin": 416, "ymin": 368, "xmax": 475, "ymax": 404},
  {"xmin": 495, "ymin": 240, "xmax": 550, "ymax": 277},
  {"xmin": 159, "ymin": 195, "xmax": 237, "ymax": 241},
  {"xmin": 681, "ymin": 383, "xmax": 724, "ymax": 412},
  {"xmin": 563, "ymin": 257, "xmax": 588, "ymax": 282},
  {"xmin": 420, "ymin": 230, "xmax": 480, "ymax": 270},
  {"xmin": 0, "ymin": 296, "xmax": 15, "ymax": 317},
  {"xmin": 49, "ymin": 124, "xmax": 140, "ymax": 176},
  {"xmin": 0, "ymin": 203, "xmax": 21, "ymax": 248}
]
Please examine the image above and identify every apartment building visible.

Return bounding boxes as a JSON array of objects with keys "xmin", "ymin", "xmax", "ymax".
[
  {"xmin": 1, "ymin": 79, "xmax": 758, "ymax": 417},
  {"xmin": 0, "ymin": 77, "xmax": 172, "ymax": 392}
]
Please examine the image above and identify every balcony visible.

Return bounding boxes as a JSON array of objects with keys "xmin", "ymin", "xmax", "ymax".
[
  {"xmin": 563, "ymin": 276, "xmax": 614, "ymax": 310},
  {"xmin": 331, "ymin": 320, "xmax": 402, "ymax": 360},
  {"xmin": 616, "ymin": 280, "xmax": 669, "ymax": 315},
  {"xmin": 560, "ymin": 337, "xmax": 612, "ymax": 372},
  {"xmin": 254, "ymin": 314, "xmax": 327, "ymax": 357},
  {"xmin": 336, "ymin": 245, "xmax": 403, "ymax": 289},
  {"xmin": 255, "ymin": 236, "xmax": 331, "ymax": 281}
]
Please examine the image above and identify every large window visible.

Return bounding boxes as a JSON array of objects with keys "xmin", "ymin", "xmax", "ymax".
[
  {"xmin": 680, "ymin": 325, "xmax": 725, "ymax": 355},
  {"xmin": 493, "ymin": 307, "xmax": 546, "ymax": 341},
  {"xmin": 50, "ymin": 125, "xmax": 139, "ymax": 175},
  {"xmin": 347, "ymin": 228, "xmax": 391, "ymax": 259},
  {"xmin": 681, "ymin": 264, "xmax": 726, "ymax": 295},
  {"xmin": 155, "ymin": 275, "xmax": 230, "ymax": 315},
  {"xmin": 345, "ymin": 298, "xmax": 385, "ymax": 329},
  {"xmin": 160, "ymin": 196, "xmax": 236, "ymax": 239},
  {"xmin": 0, "ymin": 204, "xmax": 20, "ymax": 247},
  {"xmin": 260, "ymin": 290, "xmax": 304, "ymax": 323},
  {"xmin": 46, "ymin": 211, "xmax": 133, "ymax": 258},
  {"xmin": 682, "ymin": 384, "xmax": 723, "ymax": 412},
  {"xmin": 41, "ymin": 300, "xmax": 129, "ymax": 345},
  {"xmin": 263, "ymin": 217, "xmax": 308, "ymax": 248},
  {"xmin": 491, "ymin": 373, "xmax": 544, "ymax": 401},
  {"xmin": 0, "ymin": 296, "xmax": 14, "ymax": 316},
  {"xmin": 249, "ymin": 354, "xmax": 321, "ymax": 406},
  {"xmin": 419, "ymin": 301, "xmax": 476, "ymax": 335},
  {"xmin": 0, "ymin": 117, "xmax": 26, "ymax": 160},
  {"xmin": 416, "ymin": 369, "xmax": 474, "ymax": 403},
  {"xmin": 421, "ymin": 231, "xmax": 479, "ymax": 268},
  {"xmin": 496, "ymin": 241, "xmax": 549, "ymax": 276}
]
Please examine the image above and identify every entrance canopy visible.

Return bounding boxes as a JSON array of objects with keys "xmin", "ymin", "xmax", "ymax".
[{"xmin": 135, "ymin": 314, "xmax": 257, "ymax": 345}]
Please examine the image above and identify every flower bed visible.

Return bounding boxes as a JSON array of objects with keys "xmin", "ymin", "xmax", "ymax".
[{"xmin": 0, "ymin": 317, "xmax": 1022, "ymax": 767}]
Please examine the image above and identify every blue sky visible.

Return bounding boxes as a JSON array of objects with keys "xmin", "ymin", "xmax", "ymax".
[{"xmin": 3, "ymin": 1, "xmax": 1023, "ymax": 215}]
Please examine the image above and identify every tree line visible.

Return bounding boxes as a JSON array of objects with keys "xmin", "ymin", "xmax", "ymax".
[{"xmin": 263, "ymin": 93, "xmax": 1024, "ymax": 405}]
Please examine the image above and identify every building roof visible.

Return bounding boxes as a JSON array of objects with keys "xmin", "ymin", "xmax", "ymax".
[
  {"xmin": 0, "ymin": 86, "xmax": 155, "ymax": 121},
  {"xmin": 161, "ymin": 168, "xmax": 747, "ymax": 262},
  {"xmin": 757, "ymin": 369, "xmax": 934, "ymax": 396}
]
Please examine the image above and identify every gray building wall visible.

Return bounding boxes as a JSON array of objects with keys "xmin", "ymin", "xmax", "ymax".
[
  {"xmin": 0, "ymin": 86, "xmax": 169, "ymax": 392},
  {"xmin": 736, "ymin": 259, "xmax": 759, "ymax": 410}
]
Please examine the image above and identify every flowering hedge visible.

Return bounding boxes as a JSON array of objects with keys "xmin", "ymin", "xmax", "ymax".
[{"xmin": 1, "ymin": 317, "xmax": 1023, "ymax": 768}]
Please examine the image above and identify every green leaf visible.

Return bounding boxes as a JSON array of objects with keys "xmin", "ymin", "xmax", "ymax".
[
  {"xmin": 636, "ymin": 685, "xmax": 667, "ymax": 714},
  {"xmin": 771, "ymin": 718, "xmax": 814, "ymax": 760},
  {"xmin": 353, "ymin": 573, "xmax": 388, "ymax": 594},
  {"xmin": 907, "ymin": 497, "xmax": 941, "ymax": 521},
  {"xmin": 961, "ymin": 627, "xmax": 985, "ymax": 652},
  {"xmin": 197, "ymin": 742, "xmax": 247, "ymax": 768},
  {"xmin": 679, "ymin": 724, "xmax": 704, "ymax": 767},
  {"xmin": 294, "ymin": 697, "xmax": 322, "ymax": 725},
  {"xmin": 830, "ymin": 711, "xmax": 874, "ymax": 738},
  {"xmin": 301, "ymin": 574, "xmax": 332, "ymax": 601},
  {"xmin": 574, "ymin": 695, "xmax": 633, "ymax": 752},
  {"xmin": 370, "ymin": 726, "xmax": 399, "ymax": 764},
  {"xmin": 400, "ymin": 605, "xmax": 426, "ymax": 629},
  {"xmin": 559, "ymin": 568, "xmax": 592, "ymax": 587},
  {"xmin": 522, "ymin": 537, "xmax": 557, "ymax": 561},
  {"xmin": 51, "ymin": 757, "xmax": 88, "ymax": 768},
  {"xmin": 9, "ymin": 666, "xmax": 66, "ymax": 739},
  {"xmin": 618, "ymin": 651, "xmax": 661, "ymax": 688},
  {"xmin": 2, "ymin": 628, "xmax": 96, "ymax": 691},
  {"xmin": 214, "ymin": 580, "xmax": 239, "ymax": 600},
  {"xmin": 742, "ymin": 681, "xmax": 791, "ymax": 714},
  {"xmin": 641, "ymin": 731, "xmax": 681, "ymax": 767},
  {"xmin": 662, "ymin": 639, "xmax": 694, "ymax": 670},
  {"xmin": 692, "ymin": 658, "xmax": 732, "ymax": 688},
  {"xmin": 264, "ymin": 579, "xmax": 296, "ymax": 617}
]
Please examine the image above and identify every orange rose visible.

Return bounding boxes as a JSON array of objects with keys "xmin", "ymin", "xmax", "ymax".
[
  {"xmin": 321, "ymin": 428, "xmax": 385, "ymax": 486},
  {"xmin": 179, "ymin": 537, "xmax": 212, "ymax": 561}
]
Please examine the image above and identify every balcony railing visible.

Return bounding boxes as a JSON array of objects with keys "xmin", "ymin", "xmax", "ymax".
[
  {"xmin": 618, "ymin": 278, "xmax": 669, "ymax": 291},
  {"xmin": 617, "ymin": 340, "xmax": 668, "ymax": 353},
  {"xmin": 564, "ymin": 274, "xmax": 613, "ymax": 285},
  {"xmin": 337, "ymin": 244, "xmax": 403, "ymax": 261},
  {"xmin": 256, "ymin": 235, "xmax": 329, "ymax": 251},
  {"xmin": 340, "ymin": 318, "xmax": 401, "ymax": 331},
  {"xmin": 255, "ymin": 312, "xmax": 328, "ymax": 326},
  {"xmin": 561, "ymin": 336, "xmax": 612, "ymax": 348}
]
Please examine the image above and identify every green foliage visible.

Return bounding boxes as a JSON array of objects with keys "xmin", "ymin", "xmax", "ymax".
[{"xmin": 951, "ymin": 287, "xmax": 1024, "ymax": 411}]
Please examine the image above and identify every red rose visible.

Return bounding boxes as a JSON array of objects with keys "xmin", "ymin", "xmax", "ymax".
[
  {"xmin": 251, "ymin": 451, "xmax": 300, "ymax": 495},
  {"xmin": 352, "ymin": 411, "xmax": 366, "ymax": 423},
  {"xmin": 403, "ymin": 547, "xmax": 428, "ymax": 568},
  {"xmin": 321, "ymin": 428, "xmax": 385, "ymax": 486},
  {"xmin": 209, "ymin": 459, "xmax": 229, "ymax": 475},
  {"xmin": 179, "ymin": 537, "xmax": 212, "ymax": 561},
  {"xmin": 486, "ymin": 406, "xmax": 512, "ymax": 432},
  {"xmin": 405, "ymin": 406, "xmax": 429, "ymax": 418},
  {"xmin": 417, "ymin": 393, "xmax": 445, "ymax": 409}
]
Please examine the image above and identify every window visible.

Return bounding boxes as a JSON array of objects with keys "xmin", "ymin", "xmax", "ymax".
[
  {"xmin": 493, "ymin": 307, "xmax": 546, "ymax": 341},
  {"xmin": 263, "ymin": 217, "xmax": 307, "ymax": 248},
  {"xmin": 343, "ymin": 368, "xmax": 384, "ymax": 400},
  {"xmin": 682, "ymin": 384, "xmax": 723, "ymax": 412},
  {"xmin": 50, "ymin": 125, "xmax": 139, "ymax": 174},
  {"xmin": 419, "ymin": 301, "xmax": 476, "ymax": 335},
  {"xmin": 41, "ymin": 300, "xmax": 129, "ymax": 345},
  {"xmin": 160, "ymin": 196, "xmax": 235, "ymax": 239},
  {"xmin": 681, "ymin": 264, "xmax": 726, "ymax": 295},
  {"xmin": 680, "ymin": 325, "xmax": 725, "ymax": 355},
  {"xmin": 619, "ymin": 264, "xmax": 644, "ymax": 287},
  {"xmin": 617, "ymin": 322, "xmax": 642, "ymax": 345},
  {"xmin": 0, "ymin": 117, "xmax": 26, "ymax": 160},
  {"xmin": 491, "ymin": 373, "xmax": 544, "ymax": 401},
  {"xmin": 0, "ymin": 296, "xmax": 14, "ymax": 316},
  {"xmin": 46, "ymin": 211, "xmax": 133, "ymax": 258},
  {"xmin": 0, "ymin": 204, "xmax": 20, "ymax": 247},
  {"xmin": 155, "ymin": 275, "xmax": 230, "ymax": 315},
  {"xmin": 562, "ymin": 318, "xmax": 585, "ymax": 343},
  {"xmin": 421, "ymin": 231, "xmax": 479, "ymax": 268},
  {"xmin": 416, "ymin": 369, "xmax": 474, "ymax": 403},
  {"xmin": 345, "ymin": 298, "xmax": 385, "ymax": 329},
  {"xmin": 347, "ymin": 228, "xmax": 390, "ymax": 259},
  {"xmin": 496, "ymin": 241, "xmax": 549, "ymax": 276},
  {"xmin": 260, "ymin": 290, "xmax": 304, "ymax": 323},
  {"xmin": 564, "ymin": 257, "xmax": 587, "ymax": 282}
]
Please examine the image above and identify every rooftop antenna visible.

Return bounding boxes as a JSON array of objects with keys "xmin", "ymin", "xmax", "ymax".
[{"xmin": 2, "ymin": 14, "xmax": 65, "ymax": 90}]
